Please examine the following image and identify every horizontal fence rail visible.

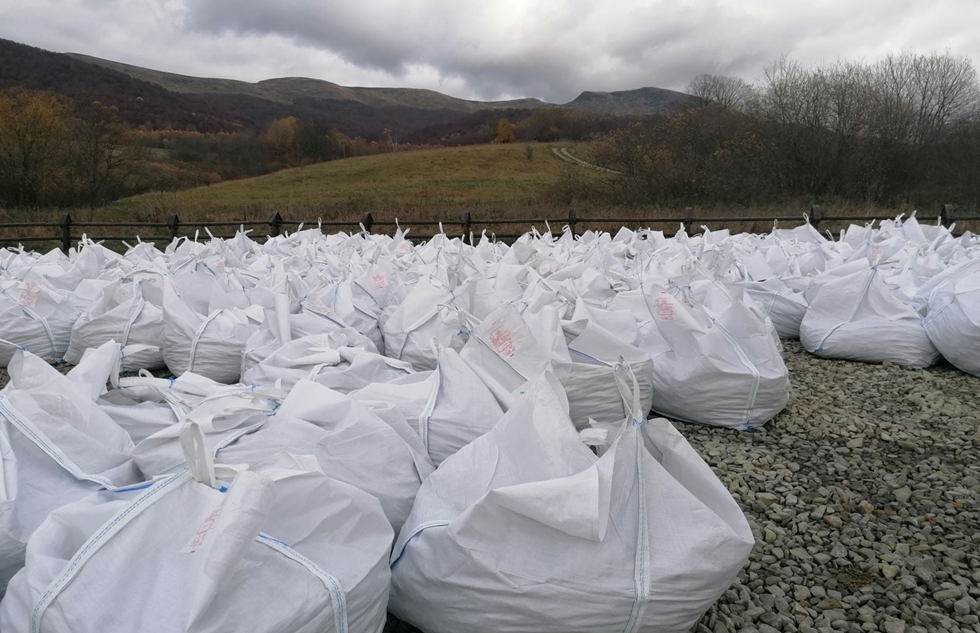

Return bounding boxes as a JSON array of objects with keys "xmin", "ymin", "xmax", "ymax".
[{"xmin": 0, "ymin": 205, "xmax": 977, "ymax": 254}]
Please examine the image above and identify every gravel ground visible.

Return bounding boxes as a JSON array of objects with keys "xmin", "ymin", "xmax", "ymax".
[
  {"xmin": 681, "ymin": 340, "xmax": 979, "ymax": 633},
  {"xmin": 4, "ymin": 344, "xmax": 978, "ymax": 633}
]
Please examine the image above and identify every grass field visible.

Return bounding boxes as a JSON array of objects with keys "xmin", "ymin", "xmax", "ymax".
[{"xmin": 105, "ymin": 142, "xmax": 595, "ymax": 222}]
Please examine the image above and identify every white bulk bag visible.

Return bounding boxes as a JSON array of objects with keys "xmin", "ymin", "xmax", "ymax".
[
  {"xmin": 741, "ymin": 278, "xmax": 809, "ymax": 339},
  {"xmin": 382, "ymin": 276, "xmax": 499, "ymax": 370},
  {"xmin": 0, "ymin": 445, "xmax": 393, "ymax": 633},
  {"xmin": 163, "ymin": 279, "xmax": 255, "ymax": 383},
  {"xmin": 301, "ymin": 279, "xmax": 385, "ymax": 354},
  {"xmin": 0, "ymin": 280, "xmax": 79, "ymax": 367},
  {"xmin": 352, "ymin": 346, "xmax": 504, "ymax": 466},
  {"xmin": 97, "ymin": 387, "xmax": 178, "ymax": 444},
  {"xmin": 803, "ymin": 257, "xmax": 872, "ymax": 303},
  {"xmin": 65, "ymin": 276, "xmax": 165, "ymax": 371},
  {"xmin": 243, "ymin": 332, "xmax": 411, "ymax": 394},
  {"xmin": 801, "ymin": 267, "xmax": 940, "ymax": 368},
  {"xmin": 131, "ymin": 382, "xmax": 278, "ymax": 479},
  {"xmin": 458, "ymin": 303, "xmax": 552, "ymax": 411},
  {"xmin": 611, "ymin": 283, "xmax": 789, "ymax": 429},
  {"xmin": 68, "ymin": 278, "xmax": 115, "ymax": 316},
  {"xmin": 21, "ymin": 242, "xmax": 106, "ymax": 293},
  {"xmin": 560, "ymin": 317, "xmax": 655, "ymax": 430},
  {"xmin": 918, "ymin": 259, "xmax": 980, "ymax": 376},
  {"xmin": 0, "ymin": 343, "xmax": 140, "ymax": 593},
  {"xmin": 516, "ymin": 303, "xmax": 654, "ymax": 428},
  {"xmin": 242, "ymin": 296, "xmax": 377, "ymax": 374},
  {"xmin": 98, "ymin": 370, "xmax": 261, "ymax": 448},
  {"xmin": 389, "ymin": 370, "xmax": 754, "ymax": 633},
  {"xmin": 220, "ymin": 380, "xmax": 431, "ymax": 532}
]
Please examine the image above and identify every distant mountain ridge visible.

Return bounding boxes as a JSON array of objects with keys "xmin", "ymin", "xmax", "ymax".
[
  {"xmin": 66, "ymin": 53, "xmax": 551, "ymax": 113},
  {"xmin": 1, "ymin": 38, "xmax": 696, "ymax": 138},
  {"xmin": 63, "ymin": 50, "xmax": 695, "ymax": 116}
]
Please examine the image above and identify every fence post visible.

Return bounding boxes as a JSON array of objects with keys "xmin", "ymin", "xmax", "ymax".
[
  {"xmin": 567, "ymin": 209, "xmax": 577, "ymax": 236},
  {"xmin": 460, "ymin": 211, "xmax": 472, "ymax": 240},
  {"xmin": 940, "ymin": 204, "xmax": 954, "ymax": 227},
  {"xmin": 167, "ymin": 214, "xmax": 180, "ymax": 241},
  {"xmin": 682, "ymin": 207, "xmax": 694, "ymax": 234},
  {"xmin": 60, "ymin": 213, "xmax": 72, "ymax": 254},
  {"xmin": 809, "ymin": 204, "xmax": 823, "ymax": 229},
  {"xmin": 361, "ymin": 212, "xmax": 374, "ymax": 233},
  {"xmin": 268, "ymin": 211, "xmax": 283, "ymax": 237}
]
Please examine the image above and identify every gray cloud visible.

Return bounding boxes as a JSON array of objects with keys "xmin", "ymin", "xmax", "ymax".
[{"xmin": 1, "ymin": 0, "xmax": 978, "ymax": 103}]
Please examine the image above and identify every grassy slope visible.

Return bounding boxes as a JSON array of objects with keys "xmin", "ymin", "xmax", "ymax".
[{"xmin": 108, "ymin": 143, "xmax": 592, "ymax": 220}]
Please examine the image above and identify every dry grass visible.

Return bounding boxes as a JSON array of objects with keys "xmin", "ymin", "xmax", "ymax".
[{"xmin": 108, "ymin": 142, "xmax": 588, "ymax": 220}]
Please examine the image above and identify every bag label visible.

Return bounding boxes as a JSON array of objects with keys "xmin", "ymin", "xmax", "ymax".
[
  {"xmin": 18, "ymin": 281, "xmax": 39, "ymax": 308},
  {"xmin": 181, "ymin": 502, "xmax": 223, "ymax": 554},
  {"xmin": 488, "ymin": 325, "xmax": 517, "ymax": 358},
  {"xmin": 309, "ymin": 298, "xmax": 332, "ymax": 315}
]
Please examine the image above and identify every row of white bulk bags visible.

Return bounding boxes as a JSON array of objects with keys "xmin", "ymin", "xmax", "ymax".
[
  {"xmin": 390, "ymin": 369, "xmax": 754, "ymax": 633},
  {"xmin": 0, "ymin": 343, "xmax": 140, "ymax": 593},
  {"xmin": 1, "ymin": 428, "xmax": 393, "ymax": 633}
]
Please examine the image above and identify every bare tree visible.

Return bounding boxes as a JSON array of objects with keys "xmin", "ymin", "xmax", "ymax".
[
  {"xmin": 66, "ymin": 102, "xmax": 142, "ymax": 207},
  {"xmin": 686, "ymin": 74, "xmax": 754, "ymax": 110},
  {"xmin": 869, "ymin": 51, "xmax": 980, "ymax": 146}
]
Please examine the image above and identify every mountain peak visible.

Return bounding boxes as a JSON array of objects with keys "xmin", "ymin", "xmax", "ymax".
[{"xmin": 565, "ymin": 86, "xmax": 696, "ymax": 115}]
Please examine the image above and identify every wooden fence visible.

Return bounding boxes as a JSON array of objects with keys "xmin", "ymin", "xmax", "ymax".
[{"xmin": 0, "ymin": 205, "xmax": 977, "ymax": 254}]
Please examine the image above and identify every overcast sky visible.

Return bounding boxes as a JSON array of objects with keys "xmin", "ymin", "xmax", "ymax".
[{"xmin": 2, "ymin": 0, "xmax": 978, "ymax": 103}]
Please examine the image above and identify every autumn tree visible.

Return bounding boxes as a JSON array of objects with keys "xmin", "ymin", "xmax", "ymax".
[
  {"xmin": 495, "ymin": 118, "xmax": 514, "ymax": 143},
  {"xmin": 265, "ymin": 116, "xmax": 299, "ymax": 166},
  {"xmin": 0, "ymin": 88, "xmax": 72, "ymax": 207}
]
